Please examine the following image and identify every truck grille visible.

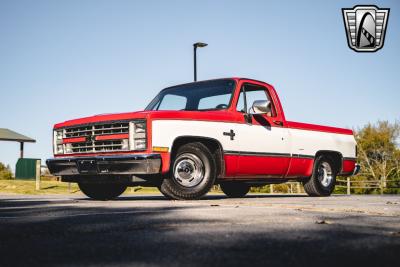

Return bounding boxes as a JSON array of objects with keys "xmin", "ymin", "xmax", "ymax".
[
  {"xmin": 64, "ymin": 122, "xmax": 129, "ymax": 153},
  {"xmin": 65, "ymin": 123, "xmax": 129, "ymax": 138}
]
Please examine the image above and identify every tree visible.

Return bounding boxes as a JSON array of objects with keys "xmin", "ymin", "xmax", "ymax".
[
  {"xmin": 0, "ymin": 162, "xmax": 13, "ymax": 180},
  {"xmin": 355, "ymin": 121, "xmax": 400, "ymax": 193}
]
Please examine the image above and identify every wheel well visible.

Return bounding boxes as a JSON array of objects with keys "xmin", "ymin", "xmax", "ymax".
[
  {"xmin": 315, "ymin": 150, "xmax": 343, "ymax": 174},
  {"xmin": 171, "ymin": 136, "xmax": 224, "ymax": 177}
]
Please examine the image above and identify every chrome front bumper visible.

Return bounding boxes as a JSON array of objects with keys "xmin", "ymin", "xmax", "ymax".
[{"xmin": 46, "ymin": 154, "xmax": 161, "ymax": 176}]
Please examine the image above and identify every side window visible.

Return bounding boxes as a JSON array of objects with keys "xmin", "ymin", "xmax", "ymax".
[
  {"xmin": 236, "ymin": 93, "xmax": 245, "ymax": 112},
  {"xmin": 236, "ymin": 85, "xmax": 275, "ymax": 116},
  {"xmin": 157, "ymin": 95, "xmax": 187, "ymax": 110},
  {"xmin": 198, "ymin": 93, "xmax": 231, "ymax": 110}
]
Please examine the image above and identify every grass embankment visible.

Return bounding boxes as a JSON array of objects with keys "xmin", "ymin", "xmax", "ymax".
[{"xmin": 0, "ymin": 179, "xmax": 161, "ymax": 195}]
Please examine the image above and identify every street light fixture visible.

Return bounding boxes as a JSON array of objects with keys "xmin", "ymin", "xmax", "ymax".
[{"xmin": 193, "ymin": 42, "xmax": 208, "ymax": 81}]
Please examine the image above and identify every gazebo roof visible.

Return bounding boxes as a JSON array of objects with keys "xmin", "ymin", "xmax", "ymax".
[{"xmin": 0, "ymin": 128, "xmax": 36, "ymax": 143}]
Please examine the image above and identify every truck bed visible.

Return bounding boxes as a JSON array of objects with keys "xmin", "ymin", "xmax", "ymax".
[{"xmin": 286, "ymin": 121, "xmax": 353, "ymax": 135}]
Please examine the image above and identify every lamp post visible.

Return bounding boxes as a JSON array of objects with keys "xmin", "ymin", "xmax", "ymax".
[{"xmin": 193, "ymin": 42, "xmax": 208, "ymax": 81}]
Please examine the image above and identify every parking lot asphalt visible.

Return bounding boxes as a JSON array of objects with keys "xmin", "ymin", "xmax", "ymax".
[{"xmin": 0, "ymin": 193, "xmax": 399, "ymax": 267}]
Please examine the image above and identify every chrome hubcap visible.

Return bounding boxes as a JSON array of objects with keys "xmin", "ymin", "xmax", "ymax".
[
  {"xmin": 173, "ymin": 153, "xmax": 205, "ymax": 188},
  {"xmin": 318, "ymin": 162, "xmax": 333, "ymax": 187}
]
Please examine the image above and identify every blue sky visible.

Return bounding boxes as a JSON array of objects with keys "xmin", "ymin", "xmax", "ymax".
[{"xmin": 0, "ymin": 0, "xmax": 399, "ymax": 171}]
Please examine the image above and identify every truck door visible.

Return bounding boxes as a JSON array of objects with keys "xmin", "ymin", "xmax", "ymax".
[{"xmin": 231, "ymin": 82, "xmax": 291, "ymax": 177}]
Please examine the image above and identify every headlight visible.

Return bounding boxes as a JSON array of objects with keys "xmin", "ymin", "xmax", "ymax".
[
  {"xmin": 134, "ymin": 139, "xmax": 146, "ymax": 150},
  {"xmin": 56, "ymin": 130, "xmax": 63, "ymax": 140},
  {"xmin": 56, "ymin": 145, "xmax": 64, "ymax": 154},
  {"xmin": 134, "ymin": 123, "xmax": 146, "ymax": 133},
  {"xmin": 129, "ymin": 121, "xmax": 147, "ymax": 150},
  {"xmin": 53, "ymin": 129, "xmax": 65, "ymax": 155}
]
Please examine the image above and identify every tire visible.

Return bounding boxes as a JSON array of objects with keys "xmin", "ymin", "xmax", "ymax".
[
  {"xmin": 303, "ymin": 155, "xmax": 337, "ymax": 197},
  {"xmin": 220, "ymin": 182, "xmax": 250, "ymax": 198},
  {"xmin": 160, "ymin": 142, "xmax": 217, "ymax": 200},
  {"xmin": 78, "ymin": 183, "xmax": 127, "ymax": 200},
  {"xmin": 157, "ymin": 185, "xmax": 173, "ymax": 200}
]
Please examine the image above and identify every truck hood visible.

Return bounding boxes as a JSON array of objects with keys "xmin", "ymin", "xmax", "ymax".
[
  {"xmin": 54, "ymin": 111, "xmax": 152, "ymax": 128},
  {"xmin": 54, "ymin": 109, "xmax": 237, "ymax": 129}
]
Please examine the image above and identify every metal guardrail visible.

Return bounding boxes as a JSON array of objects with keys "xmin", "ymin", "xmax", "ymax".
[
  {"xmin": 336, "ymin": 178, "xmax": 400, "ymax": 195},
  {"xmin": 260, "ymin": 179, "xmax": 400, "ymax": 195}
]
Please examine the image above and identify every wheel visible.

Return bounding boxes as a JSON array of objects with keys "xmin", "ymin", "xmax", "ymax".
[
  {"xmin": 220, "ymin": 182, "xmax": 250, "ymax": 198},
  {"xmin": 159, "ymin": 142, "xmax": 217, "ymax": 200},
  {"xmin": 303, "ymin": 155, "xmax": 337, "ymax": 197},
  {"xmin": 78, "ymin": 183, "xmax": 127, "ymax": 200},
  {"xmin": 157, "ymin": 185, "xmax": 173, "ymax": 199}
]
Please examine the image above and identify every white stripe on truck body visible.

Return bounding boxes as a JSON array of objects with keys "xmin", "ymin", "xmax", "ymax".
[{"xmin": 152, "ymin": 119, "xmax": 356, "ymax": 158}]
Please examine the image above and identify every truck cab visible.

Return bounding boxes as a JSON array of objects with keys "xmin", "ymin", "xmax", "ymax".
[{"xmin": 47, "ymin": 78, "xmax": 359, "ymax": 200}]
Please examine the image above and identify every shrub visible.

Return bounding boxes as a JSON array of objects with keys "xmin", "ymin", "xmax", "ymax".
[{"xmin": 0, "ymin": 162, "xmax": 13, "ymax": 180}]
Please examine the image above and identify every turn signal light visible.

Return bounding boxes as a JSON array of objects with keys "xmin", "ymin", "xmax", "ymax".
[{"xmin": 152, "ymin": 146, "xmax": 169, "ymax": 152}]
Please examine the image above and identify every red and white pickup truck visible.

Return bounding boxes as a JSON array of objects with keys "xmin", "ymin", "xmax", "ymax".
[{"xmin": 47, "ymin": 78, "xmax": 359, "ymax": 200}]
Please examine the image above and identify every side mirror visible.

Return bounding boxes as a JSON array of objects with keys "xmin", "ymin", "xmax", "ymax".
[{"xmin": 250, "ymin": 100, "xmax": 271, "ymax": 114}]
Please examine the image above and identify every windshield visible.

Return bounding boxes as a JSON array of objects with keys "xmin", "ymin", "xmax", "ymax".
[{"xmin": 145, "ymin": 79, "xmax": 235, "ymax": 111}]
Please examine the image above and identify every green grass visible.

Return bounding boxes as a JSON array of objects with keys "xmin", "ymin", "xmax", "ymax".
[
  {"xmin": 0, "ymin": 179, "xmax": 80, "ymax": 195},
  {"xmin": 0, "ymin": 179, "xmax": 161, "ymax": 195},
  {"xmin": 0, "ymin": 179, "xmax": 305, "ymax": 196},
  {"xmin": 124, "ymin": 186, "xmax": 161, "ymax": 194}
]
